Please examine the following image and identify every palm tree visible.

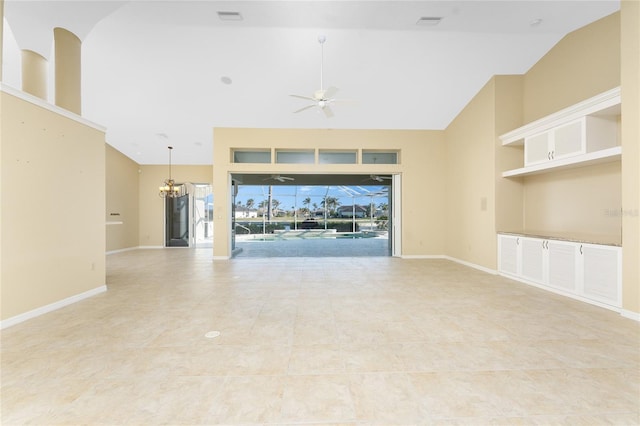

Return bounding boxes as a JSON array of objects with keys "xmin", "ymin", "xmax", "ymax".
[
  {"xmin": 321, "ymin": 196, "xmax": 340, "ymax": 217},
  {"xmin": 271, "ymin": 199, "xmax": 281, "ymax": 216},
  {"xmin": 303, "ymin": 197, "xmax": 311, "ymax": 217},
  {"xmin": 257, "ymin": 200, "xmax": 268, "ymax": 214},
  {"xmin": 246, "ymin": 198, "xmax": 255, "ymax": 210}
]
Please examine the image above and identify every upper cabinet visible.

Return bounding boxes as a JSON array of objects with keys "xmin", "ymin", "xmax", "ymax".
[
  {"xmin": 501, "ymin": 88, "xmax": 621, "ymax": 178},
  {"xmin": 524, "ymin": 116, "xmax": 617, "ymax": 166}
]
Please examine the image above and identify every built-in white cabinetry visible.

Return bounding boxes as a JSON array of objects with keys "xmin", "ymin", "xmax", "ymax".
[
  {"xmin": 497, "ymin": 234, "xmax": 520, "ymax": 276},
  {"xmin": 501, "ymin": 87, "xmax": 621, "ymax": 178},
  {"xmin": 497, "ymin": 234, "xmax": 621, "ymax": 310},
  {"xmin": 546, "ymin": 240, "xmax": 579, "ymax": 293},
  {"xmin": 581, "ymin": 244, "xmax": 622, "ymax": 306},
  {"xmin": 497, "ymin": 88, "xmax": 623, "ymax": 312},
  {"xmin": 520, "ymin": 237, "xmax": 545, "ymax": 283},
  {"xmin": 523, "ymin": 116, "xmax": 617, "ymax": 167}
]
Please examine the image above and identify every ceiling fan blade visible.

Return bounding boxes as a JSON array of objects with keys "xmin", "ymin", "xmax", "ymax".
[
  {"xmin": 323, "ymin": 86, "xmax": 339, "ymax": 99},
  {"xmin": 290, "ymin": 94, "xmax": 316, "ymax": 101},
  {"xmin": 323, "ymin": 104, "xmax": 334, "ymax": 118},
  {"xmin": 293, "ymin": 104, "xmax": 316, "ymax": 113}
]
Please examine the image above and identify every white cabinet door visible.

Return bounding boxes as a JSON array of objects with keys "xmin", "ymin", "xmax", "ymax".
[
  {"xmin": 524, "ymin": 132, "xmax": 551, "ymax": 166},
  {"xmin": 497, "ymin": 234, "xmax": 621, "ymax": 311},
  {"xmin": 521, "ymin": 238, "xmax": 545, "ymax": 284},
  {"xmin": 498, "ymin": 234, "xmax": 520, "ymax": 276},
  {"xmin": 523, "ymin": 116, "xmax": 617, "ymax": 168},
  {"xmin": 581, "ymin": 244, "xmax": 621, "ymax": 307},
  {"xmin": 553, "ymin": 119, "xmax": 584, "ymax": 160},
  {"xmin": 547, "ymin": 240, "xmax": 579, "ymax": 292}
]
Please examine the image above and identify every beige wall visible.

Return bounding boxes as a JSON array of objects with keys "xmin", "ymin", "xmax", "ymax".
[
  {"xmin": 444, "ymin": 75, "xmax": 526, "ymax": 270},
  {"xmin": 106, "ymin": 144, "xmax": 140, "ymax": 252},
  {"xmin": 444, "ymin": 78, "xmax": 498, "ymax": 267},
  {"xmin": 523, "ymin": 12, "xmax": 621, "ymax": 122},
  {"xmin": 494, "ymin": 76, "xmax": 526, "ymax": 234},
  {"xmin": 523, "ymin": 162, "xmax": 622, "ymax": 243},
  {"xmin": 621, "ymin": 0, "xmax": 640, "ymax": 314},
  {"xmin": 1, "ymin": 90, "xmax": 105, "ymax": 321},
  {"xmin": 212, "ymin": 128, "xmax": 446, "ymax": 259},
  {"xmin": 138, "ymin": 164, "xmax": 212, "ymax": 247}
]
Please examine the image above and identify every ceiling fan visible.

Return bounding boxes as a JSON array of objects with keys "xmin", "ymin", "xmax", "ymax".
[
  {"xmin": 263, "ymin": 174, "xmax": 295, "ymax": 183},
  {"xmin": 364, "ymin": 174, "xmax": 393, "ymax": 182},
  {"xmin": 291, "ymin": 35, "xmax": 340, "ymax": 118}
]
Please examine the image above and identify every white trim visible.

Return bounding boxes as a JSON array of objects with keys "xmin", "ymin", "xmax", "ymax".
[
  {"xmin": 392, "ymin": 174, "xmax": 402, "ymax": 257},
  {"xmin": 106, "ymin": 247, "xmax": 139, "ymax": 255},
  {"xmin": 137, "ymin": 245, "xmax": 164, "ymax": 250},
  {"xmin": 444, "ymin": 256, "xmax": 498, "ymax": 275},
  {"xmin": 0, "ymin": 285, "xmax": 107, "ymax": 329},
  {"xmin": 502, "ymin": 146, "xmax": 622, "ymax": 178},
  {"xmin": 500, "ymin": 87, "xmax": 620, "ymax": 145},
  {"xmin": 399, "ymin": 254, "xmax": 498, "ymax": 275},
  {"xmin": 1, "ymin": 83, "xmax": 106, "ymax": 132},
  {"xmin": 498, "ymin": 272, "xmax": 622, "ymax": 314},
  {"xmin": 214, "ymin": 256, "xmax": 231, "ymax": 260},
  {"xmin": 620, "ymin": 310, "xmax": 640, "ymax": 322},
  {"xmin": 401, "ymin": 254, "xmax": 446, "ymax": 259}
]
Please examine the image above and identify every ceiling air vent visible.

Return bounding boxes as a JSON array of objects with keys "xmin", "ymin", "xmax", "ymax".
[
  {"xmin": 416, "ymin": 17, "xmax": 443, "ymax": 26},
  {"xmin": 217, "ymin": 11, "xmax": 243, "ymax": 21}
]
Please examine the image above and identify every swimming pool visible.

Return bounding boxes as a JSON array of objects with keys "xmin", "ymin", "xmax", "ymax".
[{"xmin": 237, "ymin": 230, "xmax": 386, "ymax": 242}]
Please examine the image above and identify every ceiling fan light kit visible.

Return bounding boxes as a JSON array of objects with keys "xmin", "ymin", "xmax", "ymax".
[{"xmin": 290, "ymin": 35, "xmax": 342, "ymax": 118}]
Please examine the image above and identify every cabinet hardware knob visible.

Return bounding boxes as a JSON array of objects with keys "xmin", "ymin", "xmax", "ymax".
[{"xmin": 580, "ymin": 245, "xmax": 583, "ymax": 254}]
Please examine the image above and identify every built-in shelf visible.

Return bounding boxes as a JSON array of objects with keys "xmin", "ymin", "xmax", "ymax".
[
  {"xmin": 502, "ymin": 146, "xmax": 621, "ymax": 177},
  {"xmin": 500, "ymin": 87, "xmax": 620, "ymax": 146}
]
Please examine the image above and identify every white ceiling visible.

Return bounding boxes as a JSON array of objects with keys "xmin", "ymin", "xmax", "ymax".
[{"xmin": 3, "ymin": 1, "xmax": 620, "ymax": 165}]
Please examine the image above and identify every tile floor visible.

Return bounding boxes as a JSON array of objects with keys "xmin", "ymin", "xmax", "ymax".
[{"xmin": 1, "ymin": 248, "xmax": 639, "ymax": 425}]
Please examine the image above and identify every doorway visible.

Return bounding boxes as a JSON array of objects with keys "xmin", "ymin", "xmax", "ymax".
[
  {"xmin": 165, "ymin": 194, "xmax": 189, "ymax": 247},
  {"xmin": 164, "ymin": 183, "xmax": 213, "ymax": 248},
  {"xmin": 229, "ymin": 174, "xmax": 398, "ymax": 258}
]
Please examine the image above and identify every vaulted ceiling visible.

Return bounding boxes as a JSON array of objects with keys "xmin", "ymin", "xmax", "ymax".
[{"xmin": 2, "ymin": 1, "xmax": 620, "ymax": 164}]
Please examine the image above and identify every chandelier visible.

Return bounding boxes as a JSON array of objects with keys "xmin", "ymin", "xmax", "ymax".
[{"xmin": 159, "ymin": 146, "xmax": 180, "ymax": 198}]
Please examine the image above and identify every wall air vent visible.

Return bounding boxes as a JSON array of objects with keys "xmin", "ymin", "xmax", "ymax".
[
  {"xmin": 217, "ymin": 11, "xmax": 243, "ymax": 21},
  {"xmin": 416, "ymin": 17, "xmax": 443, "ymax": 26}
]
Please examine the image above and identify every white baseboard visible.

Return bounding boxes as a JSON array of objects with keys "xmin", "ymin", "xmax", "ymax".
[
  {"xmin": 400, "ymin": 255, "xmax": 446, "ymax": 259},
  {"xmin": 498, "ymin": 272, "xmax": 625, "ymax": 315},
  {"xmin": 106, "ymin": 247, "xmax": 139, "ymax": 255},
  {"xmin": 444, "ymin": 256, "xmax": 498, "ymax": 275},
  {"xmin": 137, "ymin": 245, "xmax": 164, "ymax": 250},
  {"xmin": 213, "ymin": 256, "xmax": 231, "ymax": 260},
  {"xmin": 399, "ymin": 254, "xmax": 497, "ymax": 275},
  {"xmin": 1, "ymin": 285, "xmax": 107, "ymax": 329},
  {"xmin": 620, "ymin": 309, "xmax": 640, "ymax": 322}
]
